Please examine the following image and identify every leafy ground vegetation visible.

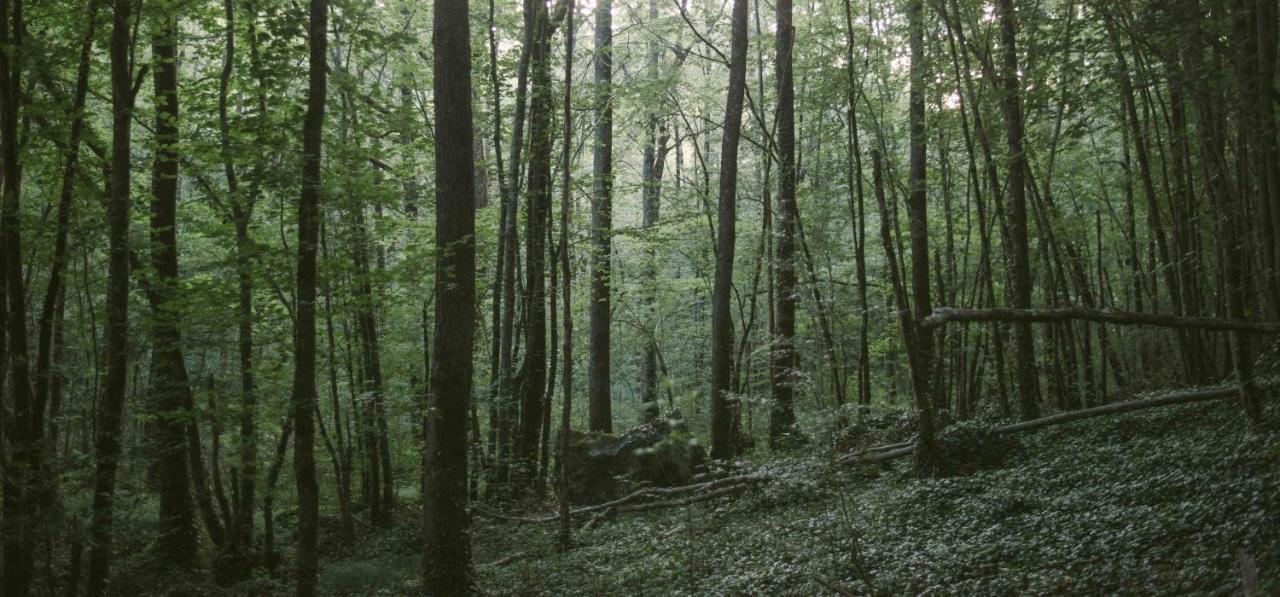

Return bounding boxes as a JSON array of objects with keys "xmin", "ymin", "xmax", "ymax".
[{"xmin": 199, "ymin": 399, "xmax": 1277, "ymax": 596}]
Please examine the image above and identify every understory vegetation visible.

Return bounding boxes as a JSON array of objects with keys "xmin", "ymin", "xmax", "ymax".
[{"xmin": 130, "ymin": 400, "xmax": 1273, "ymax": 596}]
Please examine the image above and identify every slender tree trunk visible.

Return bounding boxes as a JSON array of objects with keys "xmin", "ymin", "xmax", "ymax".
[
  {"xmin": 905, "ymin": 0, "xmax": 941, "ymax": 467},
  {"xmin": 557, "ymin": 2, "xmax": 575, "ymax": 549},
  {"xmin": 515, "ymin": 0, "xmax": 556, "ymax": 486},
  {"xmin": 485, "ymin": 0, "xmax": 508, "ymax": 494},
  {"xmin": 147, "ymin": 16, "xmax": 201, "ymax": 567},
  {"xmin": 841, "ymin": 0, "xmax": 871, "ymax": 414},
  {"xmin": 291, "ymin": 0, "xmax": 328, "ymax": 590},
  {"xmin": 348, "ymin": 200, "xmax": 393, "ymax": 525},
  {"xmin": 588, "ymin": 0, "xmax": 613, "ymax": 433},
  {"xmin": 769, "ymin": 0, "xmax": 799, "ymax": 445},
  {"xmin": 493, "ymin": 0, "xmax": 534, "ymax": 495},
  {"xmin": 710, "ymin": 0, "xmax": 750, "ymax": 460},
  {"xmin": 997, "ymin": 0, "xmax": 1041, "ymax": 420},
  {"xmin": 638, "ymin": 0, "xmax": 668, "ymax": 420},
  {"xmin": 261, "ymin": 414, "xmax": 291, "ymax": 569},
  {"xmin": 321, "ymin": 222, "xmax": 355, "ymax": 535},
  {"xmin": 87, "ymin": 0, "xmax": 134, "ymax": 590},
  {"xmin": 423, "ymin": 0, "xmax": 478, "ymax": 587},
  {"xmin": 31, "ymin": 0, "xmax": 100, "ymax": 555},
  {"xmin": 871, "ymin": 149, "xmax": 940, "ymax": 468}
]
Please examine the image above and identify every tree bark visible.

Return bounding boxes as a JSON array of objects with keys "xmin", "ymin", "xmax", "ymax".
[
  {"xmin": 290, "ymin": 0, "xmax": 328, "ymax": 590},
  {"xmin": 87, "ymin": 0, "xmax": 134, "ymax": 590},
  {"xmin": 423, "ymin": 0, "xmax": 478, "ymax": 587},
  {"xmin": 709, "ymin": 0, "xmax": 750, "ymax": 460},
  {"xmin": 557, "ymin": 1, "xmax": 575, "ymax": 549},
  {"xmin": 0, "ymin": 0, "xmax": 36, "ymax": 590},
  {"xmin": 515, "ymin": 0, "xmax": 561, "ymax": 487},
  {"xmin": 589, "ymin": 0, "xmax": 614, "ymax": 433},
  {"xmin": 769, "ymin": 0, "xmax": 799, "ymax": 445},
  {"xmin": 997, "ymin": 0, "xmax": 1042, "ymax": 420},
  {"xmin": 905, "ymin": 0, "xmax": 941, "ymax": 468},
  {"xmin": 147, "ymin": 16, "xmax": 201, "ymax": 568}
]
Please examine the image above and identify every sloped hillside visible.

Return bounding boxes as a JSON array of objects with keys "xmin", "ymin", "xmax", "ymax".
[{"xmin": 466, "ymin": 401, "xmax": 1278, "ymax": 595}]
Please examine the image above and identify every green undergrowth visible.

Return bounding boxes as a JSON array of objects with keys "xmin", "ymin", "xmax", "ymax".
[{"xmin": 306, "ymin": 401, "xmax": 1279, "ymax": 595}]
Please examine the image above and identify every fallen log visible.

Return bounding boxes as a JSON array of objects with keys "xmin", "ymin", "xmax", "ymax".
[
  {"xmin": 473, "ymin": 472, "xmax": 771, "ymax": 524},
  {"xmin": 840, "ymin": 378, "xmax": 1279, "ymax": 465},
  {"xmin": 922, "ymin": 306, "xmax": 1280, "ymax": 335}
]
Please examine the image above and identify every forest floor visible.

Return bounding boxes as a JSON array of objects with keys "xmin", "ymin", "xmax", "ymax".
[{"xmin": 286, "ymin": 399, "xmax": 1277, "ymax": 595}]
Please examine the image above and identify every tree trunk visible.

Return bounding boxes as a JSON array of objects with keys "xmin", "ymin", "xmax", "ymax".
[
  {"xmin": 841, "ymin": 0, "xmax": 871, "ymax": 414},
  {"xmin": 709, "ymin": 0, "xmax": 750, "ymax": 460},
  {"xmin": 0, "ymin": 0, "xmax": 37, "ymax": 590},
  {"xmin": 997, "ymin": 0, "xmax": 1042, "ymax": 420},
  {"xmin": 557, "ymin": 3, "xmax": 576, "ymax": 548},
  {"xmin": 423, "ymin": 0, "xmax": 478, "ymax": 587},
  {"xmin": 769, "ymin": 0, "xmax": 799, "ymax": 445},
  {"xmin": 87, "ymin": 0, "xmax": 134, "ymax": 590},
  {"xmin": 588, "ymin": 0, "xmax": 614, "ymax": 433},
  {"xmin": 290, "ymin": 0, "xmax": 328, "ymax": 590},
  {"xmin": 515, "ymin": 0, "xmax": 556, "ymax": 486},
  {"xmin": 905, "ymin": 0, "xmax": 941, "ymax": 468},
  {"xmin": 147, "ymin": 16, "xmax": 201, "ymax": 568}
]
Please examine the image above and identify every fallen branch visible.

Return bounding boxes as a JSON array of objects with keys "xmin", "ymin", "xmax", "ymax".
[
  {"xmin": 922, "ymin": 306, "xmax": 1280, "ymax": 335},
  {"xmin": 484, "ymin": 551, "xmax": 528, "ymax": 568},
  {"xmin": 613, "ymin": 485, "xmax": 748, "ymax": 514},
  {"xmin": 473, "ymin": 472, "xmax": 771, "ymax": 524},
  {"xmin": 840, "ymin": 378, "xmax": 1279, "ymax": 465}
]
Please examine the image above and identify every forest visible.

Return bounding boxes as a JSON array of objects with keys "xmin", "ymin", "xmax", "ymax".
[{"xmin": 1, "ymin": 0, "xmax": 1278, "ymax": 593}]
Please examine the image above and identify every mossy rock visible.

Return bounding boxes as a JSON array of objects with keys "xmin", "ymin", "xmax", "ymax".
[{"xmin": 557, "ymin": 413, "xmax": 708, "ymax": 504}]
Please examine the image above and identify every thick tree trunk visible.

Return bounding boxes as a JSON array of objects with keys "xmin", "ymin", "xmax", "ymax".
[
  {"xmin": 709, "ymin": 0, "xmax": 750, "ymax": 460},
  {"xmin": 291, "ymin": 0, "xmax": 328, "ymax": 591},
  {"xmin": 0, "ymin": 0, "xmax": 36, "ymax": 591},
  {"xmin": 423, "ymin": 0, "xmax": 478, "ymax": 587},
  {"xmin": 588, "ymin": 0, "xmax": 614, "ymax": 433}
]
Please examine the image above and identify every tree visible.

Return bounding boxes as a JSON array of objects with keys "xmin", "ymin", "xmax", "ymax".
[
  {"xmin": 769, "ymin": 0, "xmax": 798, "ymax": 445},
  {"xmin": 515, "ymin": 0, "xmax": 559, "ymax": 485},
  {"xmin": 997, "ymin": 0, "xmax": 1041, "ymax": 420},
  {"xmin": 588, "ymin": 0, "xmax": 614, "ymax": 433},
  {"xmin": 709, "ymin": 0, "xmax": 751, "ymax": 460},
  {"xmin": 423, "ymin": 0, "xmax": 478, "ymax": 588},
  {"xmin": 0, "ymin": 0, "xmax": 36, "ymax": 592},
  {"xmin": 147, "ymin": 13, "xmax": 201, "ymax": 568},
  {"xmin": 556, "ymin": 0, "xmax": 576, "ymax": 549},
  {"xmin": 904, "ymin": 0, "xmax": 940, "ymax": 468},
  {"xmin": 290, "ymin": 0, "xmax": 329, "ymax": 591},
  {"xmin": 87, "ymin": 0, "xmax": 136, "ymax": 590}
]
